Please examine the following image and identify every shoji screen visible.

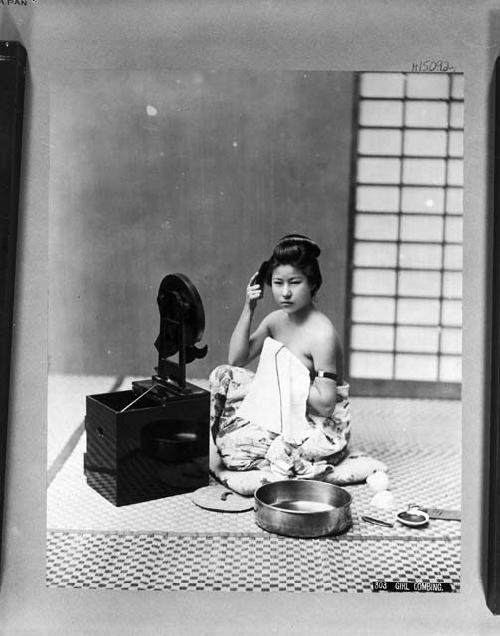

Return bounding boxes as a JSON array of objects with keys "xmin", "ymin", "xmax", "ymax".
[{"xmin": 347, "ymin": 73, "xmax": 463, "ymax": 398}]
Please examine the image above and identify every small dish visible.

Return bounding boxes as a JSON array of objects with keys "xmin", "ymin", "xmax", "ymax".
[{"xmin": 396, "ymin": 505, "xmax": 430, "ymax": 528}]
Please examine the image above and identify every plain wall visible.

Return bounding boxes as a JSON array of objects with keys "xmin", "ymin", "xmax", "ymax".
[
  {"xmin": 2, "ymin": 1, "xmax": 500, "ymax": 635},
  {"xmin": 48, "ymin": 70, "xmax": 354, "ymax": 377}
]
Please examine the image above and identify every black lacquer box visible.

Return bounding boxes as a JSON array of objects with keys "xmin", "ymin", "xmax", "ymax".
[{"xmin": 84, "ymin": 274, "xmax": 210, "ymax": 506}]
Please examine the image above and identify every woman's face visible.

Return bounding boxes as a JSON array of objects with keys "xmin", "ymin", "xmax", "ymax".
[{"xmin": 271, "ymin": 264, "xmax": 313, "ymax": 315}]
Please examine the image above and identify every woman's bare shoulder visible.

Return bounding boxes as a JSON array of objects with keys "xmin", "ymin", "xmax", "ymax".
[
  {"xmin": 308, "ymin": 312, "xmax": 342, "ymax": 350},
  {"xmin": 310, "ymin": 310, "xmax": 338, "ymax": 338}
]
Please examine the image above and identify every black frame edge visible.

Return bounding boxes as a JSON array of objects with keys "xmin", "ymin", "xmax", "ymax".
[
  {"xmin": 487, "ymin": 56, "xmax": 500, "ymax": 615},
  {"xmin": 0, "ymin": 40, "xmax": 27, "ymax": 587}
]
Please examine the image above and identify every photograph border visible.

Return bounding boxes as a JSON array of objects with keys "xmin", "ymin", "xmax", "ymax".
[
  {"xmin": 487, "ymin": 57, "xmax": 500, "ymax": 615},
  {"xmin": 0, "ymin": 40, "xmax": 26, "ymax": 583},
  {"xmin": 1, "ymin": 2, "xmax": 500, "ymax": 633}
]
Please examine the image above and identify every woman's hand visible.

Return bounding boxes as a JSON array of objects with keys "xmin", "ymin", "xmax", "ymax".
[
  {"xmin": 228, "ymin": 274, "xmax": 270, "ymax": 366},
  {"xmin": 245, "ymin": 272, "xmax": 263, "ymax": 312}
]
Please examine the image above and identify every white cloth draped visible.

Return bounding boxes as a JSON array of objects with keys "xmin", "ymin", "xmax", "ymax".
[{"xmin": 237, "ymin": 337, "xmax": 312, "ymax": 444}]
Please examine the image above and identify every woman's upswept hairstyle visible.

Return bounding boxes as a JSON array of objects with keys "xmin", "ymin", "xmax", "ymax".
[{"xmin": 264, "ymin": 233, "xmax": 322, "ymax": 296}]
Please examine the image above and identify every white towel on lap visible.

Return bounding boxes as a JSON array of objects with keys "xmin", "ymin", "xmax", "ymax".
[{"xmin": 237, "ymin": 337, "xmax": 311, "ymax": 445}]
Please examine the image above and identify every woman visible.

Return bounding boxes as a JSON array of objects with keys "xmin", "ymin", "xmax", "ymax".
[
  {"xmin": 229, "ymin": 233, "xmax": 342, "ymax": 419},
  {"xmin": 209, "ymin": 234, "xmax": 354, "ymax": 482}
]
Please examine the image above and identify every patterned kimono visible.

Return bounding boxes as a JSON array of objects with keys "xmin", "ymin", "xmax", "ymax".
[{"xmin": 209, "ymin": 337, "xmax": 351, "ymax": 480}]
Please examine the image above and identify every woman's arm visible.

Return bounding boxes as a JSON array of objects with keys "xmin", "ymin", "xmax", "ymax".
[
  {"xmin": 228, "ymin": 274, "xmax": 271, "ymax": 366},
  {"xmin": 307, "ymin": 326, "xmax": 341, "ymax": 417}
]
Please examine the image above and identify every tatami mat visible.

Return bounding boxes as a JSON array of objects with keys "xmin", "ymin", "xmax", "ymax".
[
  {"xmin": 46, "ymin": 376, "xmax": 462, "ymax": 592},
  {"xmin": 46, "ymin": 532, "xmax": 460, "ymax": 593},
  {"xmin": 47, "ymin": 431, "xmax": 460, "ymax": 541},
  {"xmin": 47, "ymin": 374, "xmax": 123, "ymax": 469}
]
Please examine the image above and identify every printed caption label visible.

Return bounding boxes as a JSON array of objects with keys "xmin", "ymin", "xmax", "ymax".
[{"xmin": 372, "ymin": 581, "xmax": 453, "ymax": 593}]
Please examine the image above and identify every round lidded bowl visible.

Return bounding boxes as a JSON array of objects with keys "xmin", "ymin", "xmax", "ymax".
[{"xmin": 254, "ymin": 479, "xmax": 352, "ymax": 538}]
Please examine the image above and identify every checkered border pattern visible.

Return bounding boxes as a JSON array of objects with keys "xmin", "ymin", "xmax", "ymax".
[{"xmin": 47, "ymin": 530, "xmax": 460, "ymax": 593}]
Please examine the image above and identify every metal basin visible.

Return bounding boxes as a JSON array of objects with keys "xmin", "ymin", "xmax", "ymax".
[{"xmin": 254, "ymin": 479, "xmax": 352, "ymax": 538}]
